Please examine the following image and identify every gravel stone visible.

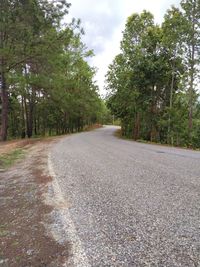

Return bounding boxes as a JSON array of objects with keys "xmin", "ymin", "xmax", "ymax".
[{"xmin": 50, "ymin": 126, "xmax": 200, "ymax": 267}]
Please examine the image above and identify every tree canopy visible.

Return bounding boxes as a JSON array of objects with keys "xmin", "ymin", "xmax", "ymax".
[
  {"xmin": 106, "ymin": 0, "xmax": 200, "ymax": 148},
  {"xmin": 0, "ymin": 0, "xmax": 105, "ymax": 140}
]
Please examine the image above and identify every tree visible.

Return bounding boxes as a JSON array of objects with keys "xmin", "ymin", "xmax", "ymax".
[
  {"xmin": 0, "ymin": 0, "xmax": 70, "ymax": 140},
  {"xmin": 162, "ymin": 7, "xmax": 185, "ymax": 144},
  {"xmin": 106, "ymin": 11, "xmax": 179, "ymax": 141},
  {"xmin": 1, "ymin": 0, "xmax": 104, "ymax": 141},
  {"xmin": 106, "ymin": 6, "xmax": 200, "ymax": 148},
  {"xmin": 181, "ymin": 0, "xmax": 200, "ymax": 143}
]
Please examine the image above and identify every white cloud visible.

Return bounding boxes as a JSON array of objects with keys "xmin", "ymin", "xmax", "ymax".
[{"xmin": 68, "ymin": 0, "xmax": 181, "ymax": 96}]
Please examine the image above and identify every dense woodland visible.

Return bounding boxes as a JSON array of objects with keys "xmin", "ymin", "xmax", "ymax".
[
  {"xmin": 0, "ymin": 0, "xmax": 107, "ymax": 141},
  {"xmin": 1, "ymin": 0, "xmax": 200, "ymax": 148},
  {"xmin": 106, "ymin": 0, "xmax": 200, "ymax": 148}
]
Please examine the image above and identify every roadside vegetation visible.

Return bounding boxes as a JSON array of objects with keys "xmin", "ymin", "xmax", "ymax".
[
  {"xmin": 106, "ymin": 0, "xmax": 200, "ymax": 148},
  {"xmin": 0, "ymin": 0, "xmax": 110, "ymax": 142},
  {"xmin": 0, "ymin": 148, "xmax": 25, "ymax": 169}
]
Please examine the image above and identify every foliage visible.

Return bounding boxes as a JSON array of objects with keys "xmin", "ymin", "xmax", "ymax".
[
  {"xmin": 0, "ymin": 0, "xmax": 104, "ymax": 140},
  {"xmin": 106, "ymin": 1, "xmax": 200, "ymax": 148},
  {"xmin": 0, "ymin": 149, "xmax": 25, "ymax": 169}
]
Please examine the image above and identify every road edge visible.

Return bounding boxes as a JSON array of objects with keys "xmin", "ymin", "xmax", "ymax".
[{"xmin": 47, "ymin": 152, "xmax": 91, "ymax": 267}]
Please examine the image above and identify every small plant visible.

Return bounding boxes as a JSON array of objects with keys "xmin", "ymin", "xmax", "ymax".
[{"xmin": 0, "ymin": 149, "xmax": 25, "ymax": 169}]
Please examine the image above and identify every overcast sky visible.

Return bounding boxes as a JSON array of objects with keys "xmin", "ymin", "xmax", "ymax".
[{"xmin": 68, "ymin": 0, "xmax": 180, "ymax": 96}]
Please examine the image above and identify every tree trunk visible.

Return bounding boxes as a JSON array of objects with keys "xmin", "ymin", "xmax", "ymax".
[
  {"xmin": 168, "ymin": 63, "xmax": 175, "ymax": 145},
  {"xmin": 188, "ymin": 42, "xmax": 195, "ymax": 145},
  {"xmin": 0, "ymin": 72, "xmax": 8, "ymax": 141},
  {"xmin": 34, "ymin": 115, "xmax": 37, "ymax": 135},
  {"xmin": 133, "ymin": 112, "xmax": 140, "ymax": 140},
  {"xmin": 21, "ymin": 96, "xmax": 26, "ymax": 138},
  {"xmin": 27, "ymin": 99, "xmax": 34, "ymax": 138},
  {"xmin": 150, "ymin": 86, "xmax": 157, "ymax": 142},
  {"xmin": 188, "ymin": 2, "xmax": 196, "ymax": 145}
]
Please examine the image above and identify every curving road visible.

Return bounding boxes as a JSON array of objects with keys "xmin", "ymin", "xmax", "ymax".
[{"xmin": 50, "ymin": 126, "xmax": 200, "ymax": 267}]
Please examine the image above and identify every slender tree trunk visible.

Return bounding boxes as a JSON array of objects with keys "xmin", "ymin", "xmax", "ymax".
[
  {"xmin": 168, "ymin": 63, "xmax": 175, "ymax": 145},
  {"xmin": 188, "ymin": 2, "xmax": 196, "ymax": 145},
  {"xmin": 24, "ymin": 94, "xmax": 35, "ymax": 138},
  {"xmin": 21, "ymin": 96, "xmax": 26, "ymax": 138},
  {"xmin": 188, "ymin": 46, "xmax": 194, "ymax": 142},
  {"xmin": 24, "ymin": 95, "xmax": 29, "ymax": 138},
  {"xmin": 0, "ymin": 72, "xmax": 8, "ymax": 141},
  {"xmin": 27, "ymin": 99, "xmax": 34, "ymax": 138},
  {"xmin": 150, "ymin": 85, "xmax": 157, "ymax": 142},
  {"xmin": 34, "ymin": 115, "xmax": 37, "ymax": 135},
  {"xmin": 24, "ymin": 65, "xmax": 33, "ymax": 138},
  {"xmin": 133, "ymin": 112, "xmax": 140, "ymax": 140}
]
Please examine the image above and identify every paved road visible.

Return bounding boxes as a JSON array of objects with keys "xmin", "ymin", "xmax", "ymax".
[{"xmin": 50, "ymin": 126, "xmax": 200, "ymax": 267}]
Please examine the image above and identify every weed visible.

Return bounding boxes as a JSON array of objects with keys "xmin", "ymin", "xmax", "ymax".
[
  {"xmin": 0, "ymin": 230, "xmax": 10, "ymax": 237},
  {"xmin": 0, "ymin": 149, "xmax": 25, "ymax": 169}
]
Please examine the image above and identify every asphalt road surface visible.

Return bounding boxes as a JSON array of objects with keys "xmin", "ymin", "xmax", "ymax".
[{"xmin": 50, "ymin": 126, "xmax": 200, "ymax": 267}]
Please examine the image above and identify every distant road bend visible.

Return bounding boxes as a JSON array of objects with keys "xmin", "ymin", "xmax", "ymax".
[{"xmin": 50, "ymin": 126, "xmax": 200, "ymax": 267}]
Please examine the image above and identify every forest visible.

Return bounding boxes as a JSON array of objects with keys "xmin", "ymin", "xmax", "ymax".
[
  {"xmin": 1, "ymin": 0, "xmax": 200, "ymax": 148},
  {"xmin": 106, "ymin": 0, "xmax": 200, "ymax": 148},
  {"xmin": 0, "ymin": 0, "xmax": 107, "ymax": 141}
]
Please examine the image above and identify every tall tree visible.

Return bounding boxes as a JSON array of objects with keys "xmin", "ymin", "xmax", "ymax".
[
  {"xmin": 0, "ymin": 0, "xmax": 70, "ymax": 140},
  {"xmin": 181, "ymin": 0, "xmax": 200, "ymax": 143},
  {"xmin": 162, "ymin": 7, "xmax": 185, "ymax": 144},
  {"xmin": 106, "ymin": 7, "xmax": 198, "ymax": 147}
]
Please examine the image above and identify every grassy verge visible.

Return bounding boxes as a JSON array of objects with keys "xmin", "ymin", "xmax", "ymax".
[
  {"xmin": 0, "ymin": 149, "xmax": 25, "ymax": 169},
  {"xmin": 114, "ymin": 129, "xmax": 200, "ymax": 151},
  {"xmin": 0, "ymin": 124, "xmax": 103, "ymax": 170}
]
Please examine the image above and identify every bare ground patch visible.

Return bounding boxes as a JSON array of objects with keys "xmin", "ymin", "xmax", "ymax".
[{"xmin": 0, "ymin": 138, "xmax": 70, "ymax": 267}]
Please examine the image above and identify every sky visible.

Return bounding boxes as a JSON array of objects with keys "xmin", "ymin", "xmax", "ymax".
[{"xmin": 67, "ymin": 0, "xmax": 180, "ymax": 96}]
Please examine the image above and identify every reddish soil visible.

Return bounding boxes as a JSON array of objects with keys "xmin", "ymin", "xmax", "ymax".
[{"xmin": 0, "ymin": 139, "xmax": 40, "ymax": 155}]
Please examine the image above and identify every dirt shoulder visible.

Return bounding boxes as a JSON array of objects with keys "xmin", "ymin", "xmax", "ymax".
[{"xmin": 0, "ymin": 137, "xmax": 70, "ymax": 267}]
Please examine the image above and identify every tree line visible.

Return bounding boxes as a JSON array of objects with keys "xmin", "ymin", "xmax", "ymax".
[
  {"xmin": 0, "ymin": 0, "xmax": 105, "ymax": 141},
  {"xmin": 106, "ymin": 0, "xmax": 200, "ymax": 148}
]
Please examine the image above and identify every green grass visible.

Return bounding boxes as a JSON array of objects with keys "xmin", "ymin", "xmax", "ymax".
[
  {"xmin": 0, "ymin": 149, "xmax": 25, "ymax": 169},
  {"xmin": 0, "ymin": 229, "xmax": 10, "ymax": 237}
]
